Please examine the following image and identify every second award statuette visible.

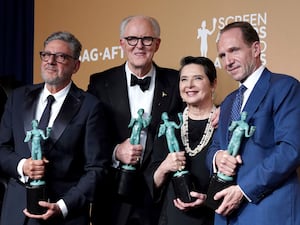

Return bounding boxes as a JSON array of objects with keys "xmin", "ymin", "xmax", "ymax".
[{"xmin": 158, "ymin": 112, "xmax": 195, "ymax": 203}]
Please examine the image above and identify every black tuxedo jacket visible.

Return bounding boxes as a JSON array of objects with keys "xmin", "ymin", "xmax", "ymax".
[
  {"xmin": 88, "ymin": 63, "xmax": 184, "ymax": 225},
  {"xmin": 0, "ymin": 83, "xmax": 111, "ymax": 225}
]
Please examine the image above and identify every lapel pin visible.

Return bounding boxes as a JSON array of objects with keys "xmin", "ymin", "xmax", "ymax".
[{"xmin": 162, "ymin": 91, "xmax": 167, "ymax": 97}]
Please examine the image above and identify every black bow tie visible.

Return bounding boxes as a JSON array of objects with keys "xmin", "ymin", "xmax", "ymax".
[{"xmin": 130, "ymin": 74, "xmax": 151, "ymax": 92}]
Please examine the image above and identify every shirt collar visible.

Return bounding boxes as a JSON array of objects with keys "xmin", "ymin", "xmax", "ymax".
[
  {"xmin": 241, "ymin": 65, "xmax": 265, "ymax": 91},
  {"xmin": 125, "ymin": 62, "xmax": 154, "ymax": 85},
  {"xmin": 41, "ymin": 81, "xmax": 72, "ymax": 103}
]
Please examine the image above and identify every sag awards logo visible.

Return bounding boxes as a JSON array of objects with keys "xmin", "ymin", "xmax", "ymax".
[
  {"xmin": 196, "ymin": 12, "xmax": 268, "ymax": 69},
  {"xmin": 79, "ymin": 46, "xmax": 124, "ymax": 63}
]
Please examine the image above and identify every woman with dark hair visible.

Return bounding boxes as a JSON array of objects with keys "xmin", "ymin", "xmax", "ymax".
[{"xmin": 147, "ymin": 56, "xmax": 217, "ymax": 225}]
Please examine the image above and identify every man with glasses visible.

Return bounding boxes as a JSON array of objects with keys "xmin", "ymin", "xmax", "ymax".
[
  {"xmin": 0, "ymin": 31, "xmax": 110, "ymax": 225},
  {"xmin": 88, "ymin": 15, "xmax": 184, "ymax": 225}
]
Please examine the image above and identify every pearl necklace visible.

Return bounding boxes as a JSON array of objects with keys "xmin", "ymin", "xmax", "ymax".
[{"xmin": 181, "ymin": 106, "xmax": 216, "ymax": 157}]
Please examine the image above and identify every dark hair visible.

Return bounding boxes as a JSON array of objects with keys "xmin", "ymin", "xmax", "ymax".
[
  {"xmin": 179, "ymin": 56, "xmax": 217, "ymax": 85},
  {"xmin": 219, "ymin": 21, "xmax": 259, "ymax": 46},
  {"xmin": 44, "ymin": 31, "xmax": 82, "ymax": 59}
]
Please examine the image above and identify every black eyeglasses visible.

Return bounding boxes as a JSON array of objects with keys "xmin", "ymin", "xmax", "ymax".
[
  {"xmin": 123, "ymin": 36, "xmax": 157, "ymax": 46},
  {"xmin": 39, "ymin": 51, "xmax": 76, "ymax": 63}
]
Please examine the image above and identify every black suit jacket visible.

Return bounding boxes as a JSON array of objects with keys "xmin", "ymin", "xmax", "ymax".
[
  {"xmin": 88, "ymin": 63, "xmax": 184, "ymax": 225},
  {"xmin": 0, "ymin": 87, "xmax": 6, "ymax": 125},
  {"xmin": 0, "ymin": 83, "xmax": 111, "ymax": 225}
]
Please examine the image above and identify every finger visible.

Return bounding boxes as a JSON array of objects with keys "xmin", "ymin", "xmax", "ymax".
[
  {"xmin": 214, "ymin": 189, "xmax": 226, "ymax": 201},
  {"xmin": 179, "ymin": 165, "xmax": 185, "ymax": 171},
  {"xmin": 170, "ymin": 152, "xmax": 178, "ymax": 160},
  {"xmin": 173, "ymin": 199, "xmax": 185, "ymax": 210},
  {"xmin": 190, "ymin": 191, "xmax": 206, "ymax": 200},
  {"xmin": 136, "ymin": 156, "xmax": 140, "ymax": 163},
  {"xmin": 43, "ymin": 158, "xmax": 49, "ymax": 163},
  {"xmin": 215, "ymin": 201, "xmax": 226, "ymax": 215},
  {"xmin": 36, "ymin": 202, "xmax": 58, "ymax": 219},
  {"xmin": 38, "ymin": 201, "xmax": 50, "ymax": 208},
  {"xmin": 23, "ymin": 208, "xmax": 44, "ymax": 219},
  {"xmin": 236, "ymin": 155, "xmax": 243, "ymax": 164}
]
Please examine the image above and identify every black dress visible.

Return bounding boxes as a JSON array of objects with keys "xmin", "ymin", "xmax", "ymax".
[{"xmin": 149, "ymin": 118, "xmax": 215, "ymax": 225}]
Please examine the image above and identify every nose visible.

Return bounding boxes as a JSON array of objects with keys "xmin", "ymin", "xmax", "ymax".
[
  {"xmin": 224, "ymin": 54, "xmax": 234, "ymax": 67},
  {"xmin": 48, "ymin": 54, "xmax": 57, "ymax": 64},
  {"xmin": 135, "ymin": 39, "xmax": 144, "ymax": 48},
  {"xmin": 187, "ymin": 78, "xmax": 194, "ymax": 88},
  {"xmin": 182, "ymin": 79, "xmax": 194, "ymax": 89}
]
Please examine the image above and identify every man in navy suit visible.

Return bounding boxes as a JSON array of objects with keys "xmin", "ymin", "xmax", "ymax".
[
  {"xmin": 206, "ymin": 21, "xmax": 300, "ymax": 225},
  {"xmin": 88, "ymin": 15, "xmax": 184, "ymax": 225},
  {"xmin": 0, "ymin": 31, "xmax": 111, "ymax": 225}
]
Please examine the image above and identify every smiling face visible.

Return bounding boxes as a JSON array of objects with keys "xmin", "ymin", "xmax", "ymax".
[
  {"xmin": 120, "ymin": 17, "xmax": 161, "ymax": 77},
  {"xmin": 179, "ymin": 63, "xmax": 216, "ymax": 107},
  {"xmin": 41, "ymin": 40, "xmax": 80, "ymax": 92},
  {"xmin": 217, "ymin": 27, "xmax": 261, "ymax": 82}
]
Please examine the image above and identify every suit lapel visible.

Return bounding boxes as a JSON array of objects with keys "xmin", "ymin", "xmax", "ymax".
[
  {"xmin": 143, "ymin": 66, "xmax": 175, "ymax": 163},
  {"xmin": 223, "ymin": 68, "xmax": 270, "ymax": 143},
  {"xmin": 243, "ymin": 68, "xmax": 271, "ymax": 121},
  {"xmin": 23, "ymin": 84, "xmax": 43, "ymax": 132},
  {"xmin": 108, "ymin": 68, "xmax": 131, "ymax": 123},
  {"xmin": 221, "ymin": 95, "xmax": 235, "ymax": 143},
  {"xmin": 151, "ymin": 78, "xmax": 170, "ymax": 129},
  {"xmin": 49, "ymin": 83, "xmax": 82, "ymax": 147},
  {"xmin": 23, "ymin": 84, "xmax": 44, "ymax": 151}
]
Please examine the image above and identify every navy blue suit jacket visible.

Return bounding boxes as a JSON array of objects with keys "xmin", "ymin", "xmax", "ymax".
[
  {"xmin": 207, "ymin": 68, "xmax": 300, "ymax": 225},
  {"xmin": 0, "ymin": 83, "xmax": 111, "ymax": 225}
]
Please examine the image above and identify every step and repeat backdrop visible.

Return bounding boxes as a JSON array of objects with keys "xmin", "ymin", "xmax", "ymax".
[{"xmin": 34, "ymin": 0, "xmax": 299, "ymax": 105}]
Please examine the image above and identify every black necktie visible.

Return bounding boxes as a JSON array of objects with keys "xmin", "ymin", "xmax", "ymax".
[
  {"xmin": 130, "ymin": 74, "xmax": 151, "ymax": 92},
  {"xmin": 231, "ymin": 85, "xmax": 247, "ymax": 121},
  {"xmin": 38, "ymin": 95, "xmax": 55, "ymax": 130}
]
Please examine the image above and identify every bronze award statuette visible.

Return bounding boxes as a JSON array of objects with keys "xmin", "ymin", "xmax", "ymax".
[
  {"xmin": 159, "ymin": 112, "xmax": 195, "ymax": 203},
  {"xmin": 206, "ymin": 111, "xmax": 255, "ymax": 210},
  {"xmin": 24, "ymin": 120, "xmax": 51, "ymax": 215},
  {"xmin": 117, "ymin": 109, "xmax": 151, "ymax": 198}
]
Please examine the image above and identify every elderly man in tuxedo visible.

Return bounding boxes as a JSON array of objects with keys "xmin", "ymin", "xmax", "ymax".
[{"xmin": 88, "ymin": 15, "xmax": 184, "ymax": 225}]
